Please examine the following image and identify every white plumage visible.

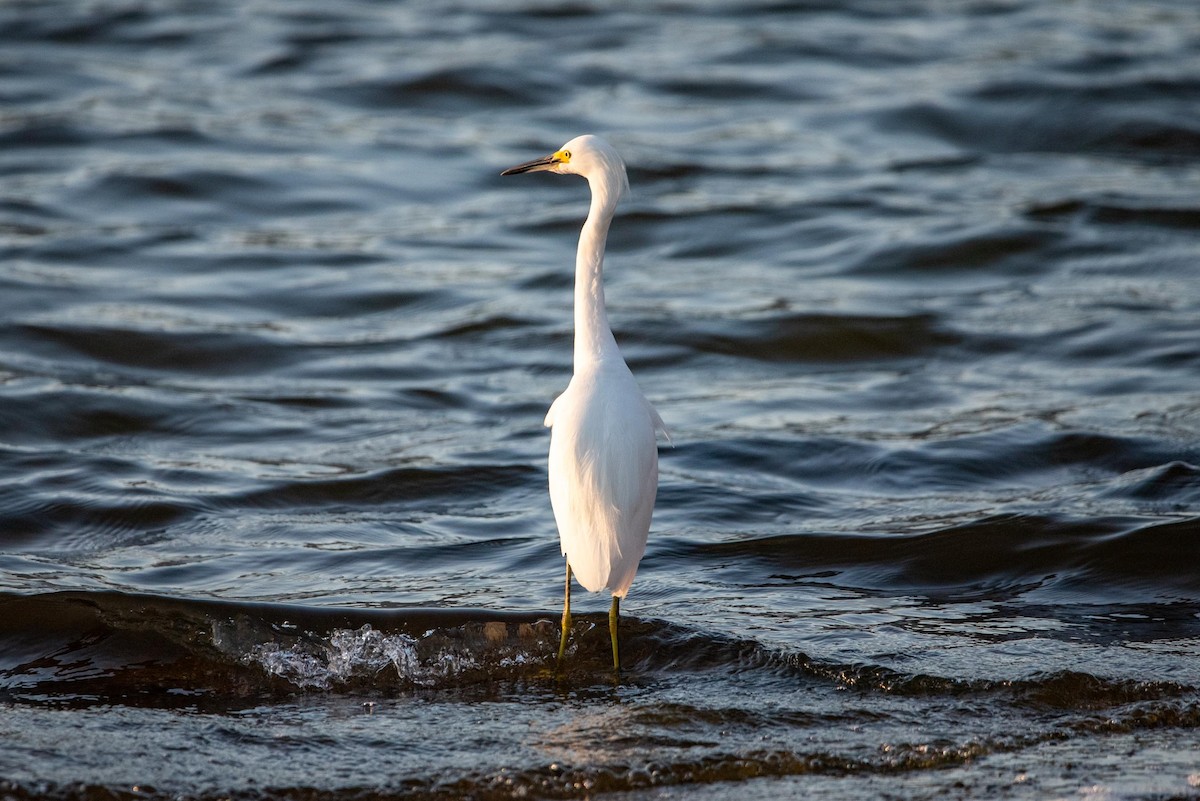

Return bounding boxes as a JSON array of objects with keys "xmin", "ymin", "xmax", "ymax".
[
  {"xmin": 502, "ymin": 134, "xmax": 666, "ymax": 671},
  {"xmin": 546, "ymin": 359, "xmax": 661, "ymax": 596}
]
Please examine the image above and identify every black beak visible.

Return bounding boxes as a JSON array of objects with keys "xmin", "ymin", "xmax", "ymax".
[{"xmin": 500, "ymin": 155, "xmax": 557, "ymax": 176}]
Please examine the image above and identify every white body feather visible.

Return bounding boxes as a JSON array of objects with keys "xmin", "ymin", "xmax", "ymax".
[{"xmin": 546, "ymin": 360, "xmax": 661, "ymax": 596}]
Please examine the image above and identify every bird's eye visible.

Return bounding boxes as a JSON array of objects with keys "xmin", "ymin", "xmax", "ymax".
[{"xmin": 562, "ymin": 150, "xmax": 571, "ymax": 160}]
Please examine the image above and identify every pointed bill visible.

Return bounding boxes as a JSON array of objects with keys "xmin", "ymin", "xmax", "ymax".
[
  {"xmin": 500, "ymin": 148, "xmax": 570, "ymax": 176},
  {"xmin": 500, "ymin": 154, "xmax": 557, "ymax": 176}
]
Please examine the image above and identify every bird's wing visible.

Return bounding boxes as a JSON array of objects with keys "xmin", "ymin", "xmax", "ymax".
[
  {"xmin": 647, "ymin": 401, "xmax": 672, "ymax": 446},
  {"xmin": 546, "ymin": 373, "xmax": 658, "ymax": 594},
  {"xmin": 544, "ymin": 393, "xmax": 565, "ymax": 428}
]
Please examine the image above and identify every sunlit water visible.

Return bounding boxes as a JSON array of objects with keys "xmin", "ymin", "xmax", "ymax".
[{"xmin": 2, "ymin": 1, "xmax": 1200, "ymax": 799}]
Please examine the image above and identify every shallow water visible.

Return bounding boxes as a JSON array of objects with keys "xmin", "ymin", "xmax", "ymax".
[{"xmin": 2, "ymin": 0, "xmax": 1200, "ymax": 799}]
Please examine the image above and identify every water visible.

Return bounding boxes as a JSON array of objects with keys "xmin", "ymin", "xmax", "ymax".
[{"xmin": 2, "ymin": 0, "xmax": 1200, "ymax": 798}]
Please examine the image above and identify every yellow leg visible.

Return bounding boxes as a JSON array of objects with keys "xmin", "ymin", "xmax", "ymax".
[
  {"xmin": 557, "ymin": 563, "xmax": 572, "ymax": 669},
  {"xmin": 609, "ymin": 595, "xmax": 620, "ymax": 674}
]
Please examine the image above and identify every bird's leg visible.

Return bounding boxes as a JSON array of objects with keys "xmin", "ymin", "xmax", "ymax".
[
  {"xmin": 609, "ymin": 595, "xmax": 620, "ymax": 675},
  {"xmin": 557, "ymin": 562, "xmax": 572, "ymax": 669}
]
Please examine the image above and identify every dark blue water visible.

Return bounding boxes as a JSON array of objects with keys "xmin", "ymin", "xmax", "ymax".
[{"xmin": 3, "ymin": 1, "xmax": 1200, "ymax": 799}]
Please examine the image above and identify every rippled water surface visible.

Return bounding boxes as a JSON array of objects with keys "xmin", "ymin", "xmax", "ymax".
[{"xmin": 3, "ymin": 1, "xmax": 1200, "ymax": 799}]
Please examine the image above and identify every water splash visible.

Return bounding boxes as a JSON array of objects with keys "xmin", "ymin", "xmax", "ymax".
[{"xmin": 244, "ymin": 622, "xmax": 554, "ymax": 690}]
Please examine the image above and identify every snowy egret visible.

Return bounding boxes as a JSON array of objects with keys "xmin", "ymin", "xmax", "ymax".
[{"xmin": 502, "ymin": 135, "xmax": 666, "ymax": 674}]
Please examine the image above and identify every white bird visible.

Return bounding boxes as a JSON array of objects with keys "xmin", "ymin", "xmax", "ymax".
[{"xmin": 501, "ymin": 135, "xmax": 666, "ymax": 673}]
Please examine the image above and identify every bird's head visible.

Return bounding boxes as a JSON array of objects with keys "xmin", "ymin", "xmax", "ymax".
[{"xmin": 501, "ymin": 134, "xmax": 629, "ymax": 203}]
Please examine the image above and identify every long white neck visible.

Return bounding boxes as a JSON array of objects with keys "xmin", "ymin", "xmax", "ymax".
[{"xmin": 573, "ymin": 176, "xmax": 622, "ymax": 369}]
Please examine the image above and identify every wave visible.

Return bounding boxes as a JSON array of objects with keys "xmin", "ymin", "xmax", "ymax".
[
  {"xmin": 3, "ymin": 590, "xmax": 1196, "ymax": 708},
  {"xmin": 873, "ymin": 84, "xmax": 1200, "ymax": 161},
  {"xmin": 317, "ymin": 68, "xmax": 553, "ymax": 111},
  {"xmin": 16, "ymin": 322, "xmax": 301, "ymax": 375},
  {"xmin": 1, "ymin": 590, "xmax": 1198, "ymax": 801},
  {"xmin": 677, "ymin": 513, "xmax": 1200, "ymax": 597},
  {"xmin": 682, "ymin": 312, "xmax": 959, "ymax": 363}
]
